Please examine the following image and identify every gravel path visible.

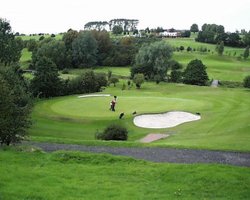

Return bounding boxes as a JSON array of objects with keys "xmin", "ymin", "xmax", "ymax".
[{"xmin": 27, "ymin": 142, "xmax": 250, "ymax": 167}]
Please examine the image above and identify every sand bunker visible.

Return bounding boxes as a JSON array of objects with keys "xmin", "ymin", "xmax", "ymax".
[
  {"xmin": 134, "ymin": 111, "xmax": 201, "ymax": 129},
  {"xmin": 78, "ymin": 94, "xmax": 111, "ymax": 98}
]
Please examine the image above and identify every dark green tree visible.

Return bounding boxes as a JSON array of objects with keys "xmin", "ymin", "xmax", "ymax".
[
  {"xmin": 32, "ymin": 40, "xmax": 69, "ymax": 69},
  {"xmin": 131, "ymin": 41, "xmax": 173, "ymax": 79},
  {"xmin": 0, "ymin": 18, "xmax": 23, "ymax": 65},
  {"xmin": 190, "ymin": 24, "xmax": 199, "ymax": 33},
  {"xmin": 183, "ymin": 59, "xmax": 209, "ymax": 86},
  {"xmin": 26, "ymin": 39, "xmax": 38, "ymax": 52},
  {"xmin": 133, "ymin": 73, "xmax": 145, "ymax": 89},
  {"xmin": 243, "ymin": 75, "xmax": 250, "ymax": 88},
  {"xmin": 243, "ymin": 46, "xmax": 249, "ymax": 60},
  {"xmin": 181, "ymin": 30, "xmax": 191, "ymax": 37},
  {"xmin": 216, "ymin": 41, "xmax": 224, "ymax": 56},
  {"xmin": 91, "ymin": 30, "xmax": 112, "ymax": 65},
  {"xmin": 0, "ymin": 65, "xmax": 32, "ymax": 145},
  {"xmin": 243, "ymin": 31, "xmax": 250, "ymax": 46},
  {"xmin": 72, "ymin": 31, "xmax": 97, "ymax": 67},
  {"xmin": 110, "ymin": 77, "xmax": 119, "ymax": 87},
  {"xmin": 31, "ymin": 57, "xmax": 62, "ymax": 98},
  {"xmin": 112, "ymin": 25, "xmax": 123, "ymax": 35},
  {"xmin": 62, "ymin": 29, "xmax": 79, "ymax": 50},
  {"xmin": 169, "ymin": 60, "xmax": 183, "ymax": 83}
]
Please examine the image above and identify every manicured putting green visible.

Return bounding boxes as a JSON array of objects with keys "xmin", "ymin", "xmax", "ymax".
[{"xmin": 48, "ymin": 95, "xmax": 205, "ymax": 120}]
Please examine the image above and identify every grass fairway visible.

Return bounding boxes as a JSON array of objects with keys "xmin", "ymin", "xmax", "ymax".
[
  {"xmin": 0, "ymin": 148, "xmax": 249, "ymax": 200},
  {"xmin": 173, "ymin": 52, "xmax": 250, "ymax": 81},
  {"xmin": 29, "ymin": 82, "xmax": 250, "ymax": 152}
]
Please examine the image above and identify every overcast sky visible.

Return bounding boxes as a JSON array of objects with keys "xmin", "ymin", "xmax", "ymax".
[{"xmin": 1, "ymin": 0, "xmax": 250, "ymax": 34}]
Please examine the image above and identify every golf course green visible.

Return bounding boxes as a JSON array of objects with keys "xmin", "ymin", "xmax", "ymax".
[{"xmin": 30, "ymin": 82, "xmax": 250, "ymax": 152}]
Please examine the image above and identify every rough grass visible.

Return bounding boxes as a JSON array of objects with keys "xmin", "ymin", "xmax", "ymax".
[
  {"xmin": 29, "ymin": 82, "xmax": 250, "ymax": 152},
  {"xmin": 0, "ymin": 148, "xmax": 249, "ymax": 200},
  {"xmin": 20, "ymin": 48, "xmax": 32, "ymax": 69}
]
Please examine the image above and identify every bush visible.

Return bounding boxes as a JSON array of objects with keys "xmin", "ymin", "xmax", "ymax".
[
  {"xmin": 219, "ymin": 81, "xmax": 243, "ymax": 88},
  {"xmin": 170, "ymin": 70, "xmax": 183, "ymax": 83},
  {"xmin": 183, "ymin": 59, "xmax": 209, "ymax": 86},
  {"xmin": 96, "ymin": 124, "xmax": 128, "ymax": 141},
  {"xmin": 243, "ymin": 75, "xmax": 250, "ymax": 88},
  {"xmin": 61, "ymin": 68, "xmax": 69, "ymax": 74}
]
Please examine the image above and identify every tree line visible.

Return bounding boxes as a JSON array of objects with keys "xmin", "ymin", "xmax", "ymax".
[{"xmin": 191, "ymin": 23, "xmax": 250, "ymax": 48}]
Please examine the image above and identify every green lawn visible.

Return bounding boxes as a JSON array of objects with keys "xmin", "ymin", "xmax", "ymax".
[
  {"xmin": 60, "ymin": 67, "xmax": 130, "ymax": 80},
  {"xmin": 173, "ymin": 52, "xmax": 250, "ymax": 81},
  {"xmin": 18, "ymin": 34, "xmax": 63, "ymax": 41},
  {"xmin": 20, "ymin": 48, "xmax": 32, "ymax": 69},
  {"xmin": 165, "ymin": 37, "xmax": 245, "ymax": 56},
  {"xmin": 29, "ymin": 82, "xmax": 250, "ymax": 152},
  {"xmin": 0, "ymin": 148, "xmax": 249, "ymax": 200}
]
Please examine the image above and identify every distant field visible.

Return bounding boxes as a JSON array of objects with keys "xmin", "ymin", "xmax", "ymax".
[
  {"xmin": 60, "ymin": 67, "xmax": 131, "ymax": 79},
  {"xmin": 29, "ymin": 82, "xmax": 250, "ymax": 152},
  {"xmin": 18, "ymin": 34, "xmax": 63, "ymax": 41},
  {"xmin": 165, "ymin": 37, "xmax": 245, "ymax": 56},
  {"xmin": 0, "ymin": 148, "xmax": 249, "ymax": 200}
]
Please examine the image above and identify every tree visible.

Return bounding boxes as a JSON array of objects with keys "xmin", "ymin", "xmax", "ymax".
[
  {"xmin": 66, "ymin": 70, "xmax": 106, "ymax": 95},
  {"xmin": 133, "ymin": 73, "xmax": 145, "ymax": 89},
  {"xmin": 181, "ymin": 30, "xmax": 191, "ymax": 37},
  {"xmin": 190, "ymin": 24, "xmax": 199, "ymax": 33},
  {"xmin": 183, "ymin": 59, "xmax": 209, "ymax": 86},
  {"xmin": 179, "ymin": 46, "xmax": 185, "ymax": 51},
  {"xmin": 26, "ymin": 39, "xmax": 38, "ymax": 52},
  {"xmin": 216, "ymin": 41, "xmax": 224, "ymax": 56},
  {"xmin": 0, "ymin": 65, "xmax": 32, "ymax": 145},
  {"xmin": 112, "ymin": 25, "xmax": 123, "ymax": 35},
  {"xmin": 72, "ymin": 31, "xmax": 97, "ymax": 67},
  {"xmin": 110, "ymin": 77, "xmax": 119, "ymax": 87},
  {"xmin": 243, "ymin": 46, "xmax": 249, "ymax": 60},
  {"xmin": 169, "ymin": 60, "xmax": 183, "ymax": 83},
  {"xmin": 0, "ymin": 18, "xmax": 23, "ymax": 65},
  {"xmin": 84, "ymin": 21, "xmax": 109, "ymax": 31},
  {"xmin": 91, "ymin": 30, "xmax": 112, "ymax": 65},
  {"xmin": 243, "ymin": 31, "xmax": 250, "ymax": 46},
  {"xmin": 32, "ymin": 40, "xmax": 69, "ymax": 69},
  {"xmin": 131, "ymin": 41, "xmax": 173, "ymax": 79},
  {"xmin": 243, "ymin": 75, "xmax": 250, "ymax": 88},
  {"xmin": 62, "ymin": 29, "xmax": 79, "ymax": 50},
  {"xmin": 31, "ymin": 57, "xmax": 62, "ymax": 98}
]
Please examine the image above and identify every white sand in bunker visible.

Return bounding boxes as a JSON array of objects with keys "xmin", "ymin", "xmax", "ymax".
[{"xmin": 134, "ymin": 111, "xmax": 201, "ymax": 129}]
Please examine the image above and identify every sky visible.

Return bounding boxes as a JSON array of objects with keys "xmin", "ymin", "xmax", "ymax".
[{"xmin": 1, "ymin": 0, "xmax": 250, "ymax": 34}]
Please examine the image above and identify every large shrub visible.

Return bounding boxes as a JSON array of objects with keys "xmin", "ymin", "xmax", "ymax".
[
  {"xmin": 131, "ymin": 41, "xmax": 173, "ymax": 79},
  {"xmin": 0, "ymin": 65, "xmax": 32, "ymax": 145},
  {"xmin": 243, "ymin": 75, "xmax": 250, "ymax": 88},
  {"xmin": 96, "ymin": 124, "xmax": 128, "ymax": 141},
  {"xmin": 30, "ymin": 57, "xmax": 62, "ymax": 98},
  {"xmin": 65, "ymin": 70, "xmax": 107, "ymax": 95},
  {"xmin": 183, "ymin": 59, "xmax": 209, "ymax": 86}
]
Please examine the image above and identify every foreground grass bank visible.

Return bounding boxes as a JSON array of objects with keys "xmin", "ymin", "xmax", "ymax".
[
  {"xmin": 0, "ymin": 148, "xmax": 249, "ymax": 200},
  {"xmin": 29, "ymin": 82, "xmax": 250, "ymax": 152}
]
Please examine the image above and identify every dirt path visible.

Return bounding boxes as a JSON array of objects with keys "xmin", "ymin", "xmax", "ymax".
[{"xmin": 26, "ymin": 142, "xmax": 250, "ymax": 167}]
